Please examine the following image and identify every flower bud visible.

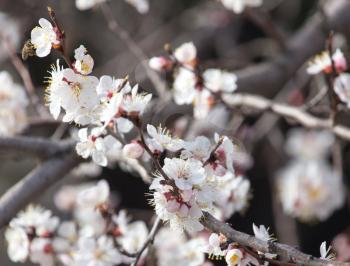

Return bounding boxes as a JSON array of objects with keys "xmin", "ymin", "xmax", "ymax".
[
  {"xmin": 149, "ymin": 56, "xmax": 171, "ymax": 72},
  {"xmin": 123, "ymin": 142, "xmax": 144, "ymax": 159}
]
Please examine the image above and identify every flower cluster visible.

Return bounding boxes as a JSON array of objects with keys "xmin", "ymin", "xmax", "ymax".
[
  {"xmin": 277, "ymin": 129, "xmax": 345, "ymax": 221},
  {"xmin": 0, "ymin": 71, "xmax": 28, "ymax": 136},
  {"xmin": 24, "ymin": 14, "xmax": 254, "ymax": 265},
  {"xmin": 217, "ymin": 0, "xmax": 263, "ymax": 14},
  {"xmin": 150, "ymin": 133, "xmax": 251, "ymax": 232},
  {"xmin": 149, "ymin": 42, "xmax": 238, "ymax": 119},
  {"xmin": 5, "ymin": 180, "xmax": 150, "ymax": 266}
]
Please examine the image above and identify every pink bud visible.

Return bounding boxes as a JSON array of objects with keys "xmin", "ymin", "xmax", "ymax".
[
  {"xmin": 149, "ymin": 56, "xmax": 171, "ymax": 72},
  {"xmin": 123, "ymin": 142, "xmax": 144, "ymax": 159}
]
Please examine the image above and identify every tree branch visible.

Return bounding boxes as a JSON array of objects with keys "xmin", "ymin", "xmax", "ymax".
[
  {"xmin": 0, "ymin": 151, "xmax": 81, "ymax": 229},
  {"xmin": 0, "ymin": 136, "xmax": 75, "ymax": 158},
  {"xmin": 222, "ymin": 93, "xmax": 350, "ymax": 141},
  {"xmin": 201, "ymin": 212, "xmax": 345, "ymax": 266},
  {"xmin": 236, "ymin": 0, "xmax": 350, "ymax": 97}
]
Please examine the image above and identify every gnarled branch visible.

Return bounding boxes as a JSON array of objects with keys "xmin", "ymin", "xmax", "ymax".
[
  {"xmin": 201, "ymin": 212, "xmax": 345, "ymax": 266},
  {"xmin": 0, "ymin": 136, "xmax": 75, "ymax": 158},
  {"xmin": 0, "ymin": 151, "xmax": 81, "ymax": 229}
]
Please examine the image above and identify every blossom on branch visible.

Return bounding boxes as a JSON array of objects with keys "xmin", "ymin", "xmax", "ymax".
[
  {"xmin": 31, "ymin": 18, "xmax": 61, "ymax": 57},
  {"xmin": 218, "ymin": 0, "xmax": 263, "ymax": 14}
]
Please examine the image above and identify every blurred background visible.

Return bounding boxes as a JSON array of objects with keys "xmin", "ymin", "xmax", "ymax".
[{"xmin": 0, "ymin": 0, "xmax": 349, "ymax": 265}]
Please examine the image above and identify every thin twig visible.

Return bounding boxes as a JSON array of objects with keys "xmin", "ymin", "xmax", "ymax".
[
  {"xmin": 222, "ymin": 93, "xmax": 350, "ymax": 141},
  {"xmin": 244, "ymin": 7, "xmax": 286, "ymax": 50},
  {"xmin": 203, "ymin": 137, "xmax": 224, "ymax": 166},
  {"xmin": 99, "ymin": 2, "xmax": 167, "ymax": 98},
  {"xmin": 1, "ymin": 35, "xmax": 47, "ymax": 116},
  {"xmin": 131, "ymin": 216, "xmax": 162, "ymax": 266}
]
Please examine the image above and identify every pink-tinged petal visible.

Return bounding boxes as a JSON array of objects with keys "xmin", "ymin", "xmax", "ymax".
[{"xmin": 38, "ymin": 18, "xmax": 53, "ymax": 29}]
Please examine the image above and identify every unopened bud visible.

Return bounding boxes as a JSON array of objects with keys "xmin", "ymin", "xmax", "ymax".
[{"xmin": 123, "ymin": 142, "xmax": 144, "ymax": 159}]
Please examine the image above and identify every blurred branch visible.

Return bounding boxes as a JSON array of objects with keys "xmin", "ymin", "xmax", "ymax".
[
  {"xmin": 0, "ymin": 151, "xmax": 81, "ymax": 229},
  {"xmin": 99, "ymin": 2, "xmax": 168, "ymax": 98},
  {"xmin": 236, "ymin": 0, "xmax": 350, "ymax": 97},
  {"xmin": 1, "ymin": 35, "xmax": 47, "ymax": 117},
  {"xmin": 131, "ymin": 216, "xmax": 162, "ymax": 266},
  {"xmin": 244, "ymin": 7, "xmax": 286, "ymax": 49},
  {"xmin": 0, "ymin": 136, "xmax": 75, "ymax": 158},
  {"xmin": 201, "ymin": 212, "xmax": 344, "ymax": 266},
  {"xmin": 222, "ymin": 93, "xmax": 350, "ymax": 141}
]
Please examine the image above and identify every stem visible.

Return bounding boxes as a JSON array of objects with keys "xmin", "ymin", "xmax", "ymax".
[
  {"xmin": 244, "ymin": 7, "xmax": 286, "ymax": 50},
  {"xmin": 131, "ymin": 217, "xmax": 162, "ymax": 266}
]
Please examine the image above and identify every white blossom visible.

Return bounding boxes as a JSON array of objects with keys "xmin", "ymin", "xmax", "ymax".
[
  {"xmin": 149, "ymin": 56, "xmax": 172, "ymax": 72},
  {"xmin": 123, "ymin": 142, "xmax": 144, "ymax": 159},
  {"xmin": 5, "ymin": 227, "xmax": 29, "ymax": 263},
  {"xmin": 215, "ymin": 175, "xmax": 251, "ymax": 219},
  {"xmin": 29, "ymin": 238, "xmax": 55, "ymax": 266},
  {"xmin": 0, "ymin": 71, "xmax": 28, "ymax": 136},
  {"xmin": 124, "ymin": 0, "xmax": 149, "ymax": 13},
  {"xmin": 174, "ymin": 42, "xmax": 197, "ymax": 67},
  {"xmin": 77, "ymin": 179, "xmax": 110, "ymax": 208},
  {"xmin": 181, "ymin": 136, "xmax": 212, "ymax": 162},
  {"xmin": 117, "ymin": 221, "xmax": 148, "ymax": 254},
  {"xmin": 152, "ymin": 190, "xmax": 204, "ymax": 233},
  {"xmin": 31, "ymin": 18, "xmax": 59, "ymax": 57},
  {"xmin": 99, "ymin": 91, "xmax": 134, "ymax": 133},
  {"xmin": 76, "ymin": 127, "xmax": 121, "ymax": 166},
  {"xmin": 74, "ymin": 45, "xmax": 94, "ymax": 75},
  {"xmin": 334, "ymin": 73, "xmax": 350, "ymax": 108},
  {"xmin": 155, "ymin": 227, "xmax": 206, "ymax": 266},
  {"xmin": 146, "ymin": 124, "xmax": 183, "ymax": 153},
  {"xmin": 201, "ymin": 233, "xmax": 225, "ymax": 256},
  {"xmin": 162, "ymin": 158, "xmax": 205, "ymax": 190},
  {"xmin": 73, "ymin": 236, "xmax": 122, "ymax": 265},
  {"xmin": 173, "ymin": 67, "xmax": 197, "ymax": 105},
  {"xmin": 121, "ymin": 84, "xmax": 152, "ymax": 115},
  {"xmin": 307, "ymin": 49, "xmax": 347, "ymax": 75},
  {"xmin": 219, "ymin": 0, "xmax": 263, "ymax": 14},
  {"xmin": 10, "ymin": 205, "xmax": 59, "ymax": 237},
  {"xmin": 53, "ymin": 221, "xmax": 78, "ymax": 253},
  {"xmin": 46, "ymin": 63, "xmax": 100, "ymax": 124},
  {"xmin": 75, "ymin": 0, "xmax": 106, "ymax": 10},
  {"xmin": 203, "ymin": 68, "xmax": 237, "ymax": 93},
  {"xmin": 277, "ymin": 160, "xmax": 345, "ymax": 221},
  {"xmin": 225, "ymin": 248, "xmax": 243, "ymax": 266},
  {"xmin": 96, "ymin": 75, "xmax": 131, "ymax": 101},
  {"xmin": 193, "ymin": 89, "xmax": 214, "ymax": 119}
]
